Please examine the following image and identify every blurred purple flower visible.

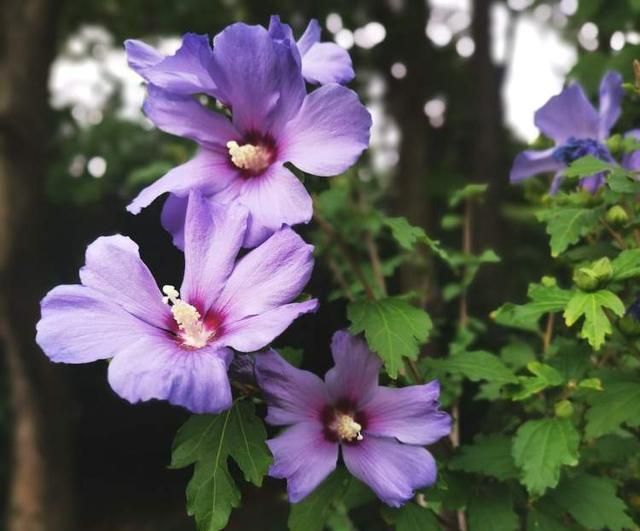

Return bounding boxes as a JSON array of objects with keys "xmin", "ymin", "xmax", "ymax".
[
  {"xmin": 36, "ymin": 193, "xmax": 317, "ymax": 414},
  {"xmin": 125, "ymin": 22, "xmax": 371, "ymax": 247},
  {"xmin": 510, "ymin": 71, "xmax": 623, "ymax": 193},
  {"xmin": 255, "ymin": 331, "xmax": 451, "ymax": 507}
]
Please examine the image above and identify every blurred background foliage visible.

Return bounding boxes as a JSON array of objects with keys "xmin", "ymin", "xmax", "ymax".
[{"xmin": 2, "ymin": 0, "xmax": 640, "ymax": 529}]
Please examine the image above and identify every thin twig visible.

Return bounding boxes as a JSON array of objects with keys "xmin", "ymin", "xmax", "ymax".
[
  {"xmin": 365, "ymin": 231, "xmax": 387, "ymax": 296},
  {"xmin": 327, "ymin": 255, "xmax": 354, "ymax": 302},
  {"xmin": 600, "ymin": 218, "xmax": 627, "ymax": 249},
  {"xmin": 542, "ymin": 313, "xmax": 554, "ymax": 353}
]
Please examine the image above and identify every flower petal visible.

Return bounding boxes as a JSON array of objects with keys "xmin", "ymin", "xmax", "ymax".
[
  {"xmin": 255, "ymin": 349, "xmax": 328, "ymax": 425},
  {"xmin": 342, "ymin": 437, "xmax": 437, "ymax": 507},
  {"xmin": 180, "ymin": 193, "xmax": 248, "ymax": 313},
  {"xmin": 214, "ymin": 227, "xmax": 314, "ymax": 321},
  {"xmin": 325, "ymin": 331, "xmax": 381, "ymax": 406},
  {"xmin": 623, "ymin": 129, "xmax": 640, "ymax": 171},
  {"xmin": 143, "ymin": 85, "xmax": 238, "ymax": 149},
  {"xmin": 79, "ymin": 235, "xmax": 170, "ymax": 328},
  {"xmin": 36, "ymin": 284, "xmax": 152, "ymax": 364},
  {"xmin": 297, "ymin": 19, "xmax": 321, "ymax": 55},
  {"xmin": 598, "ymin": 71, "xmax": 624, "ymax": 139},
  {"xmin": 127, "ymin": 149, "xmax": 239, "ymax": 215},
  {"xmin": 267, "ymin": 422, "xmax": 339, "ymax": 503},
  {"xmin": 211, "ymin": 23, "xmax": 304, "ymax": 135},
  {"xmin": 509, "ymin": 148, "xmax": 562, "ymax": 183},
  {"xmin": 222, "ymin": 299, "xmax": 319, "ymax": 352},
  {"xmin": 534, "ymin": 84, "xmax": 599, "ymax": 143},
  {"xmin": 108, "ymin": 336, "xmax": 233, "ymax": 414},
  {"xmin": 125, "ymin": 34, "xmax": 217, "ymax": 96},
  {"xmin": 161, "ymin": 194, "xmax": 188, "ymax": 249},
  {"xmin": 282, "ymin": 84, "xmax": 371, "ymax": 176},
  {"xmin": 302, "ymin": 43, "xmax": 355, "ymax": 85},
  {"xmin": 362, "ymin": 380, "xmax": 451, "ymax": 445}
]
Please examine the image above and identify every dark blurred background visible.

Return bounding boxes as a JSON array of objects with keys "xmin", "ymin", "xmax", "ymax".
[{"xmin": 1, "ymin": 0, "xmax": 639, "ymax": 529}]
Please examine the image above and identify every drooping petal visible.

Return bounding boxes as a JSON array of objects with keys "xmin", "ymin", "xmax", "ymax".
[
  {"xmin": 255, "ymin": 349, "xmax": 329, "ymax": 425},
  {"xmin": 79, "ymin": 235, "xmax": 171, "ymax": 329},
  {"xmin": 214, "ymin": 227, "xmax": 314, "ymax": 321},
  {"xmin": 143, "ymin": 85, "xmax": 238, "ymax": 150},
  {"xmin": 108, "ymin": 337, "xmax": 233, "ymax": 414},
  {"xmin": 509, "ymin": 148, "xmax": 562, "ymax": 183},
  {"xmin": 297, "ymin": 19, "xmax": 321, "ymax": 55},
  {"xmin": 301, "ymin": 43, "xmax": 355, "ymax": 85},
  {"xmin": 267, "ymin": 422, "xmax": 339, "ymax": 503},
  {"xmin": 281, "ymin": 84, "xmax": 371, "ymax": 176},
  {"xmin": 160, "ymin": 194, "xmax": 188, "ymax": 249},
  {"xmin": 362, "ymin": 380, "xmax": 451, "ymax": 445},
  {"xmin": 211, "ymin": 23, "xmax": 304, "ymax": 136},
  {"xmin": 36, "ymin": 284, "xmax": 153, "ymax": 364},
  {"xmin": 342, "ymin": 437, "xmax": 437, "ymax": 507},
  {"xmin": 598, "ymin": 70, "xmax": 624, "ymax": 139},
  {"xmin": 180, "ymin": 193, "xmax": 247, "ymax": 313},
  {"xmin": 125, "ymin": 34, "xmax": 217, "ymax": 96},
  {"xmin": 222, "ymin": 299, "xmax": 319, "ymax": 352},
  {"xmin": 534, "ymin": 84, "xmax": 599, "ymax": 143},
  {"xmin": 127, "ymin": 149, "xmax": 240, "ymax": 215},
  {"xmin": 324, "ymin": 331, "xmax": 381, "ymax": 406}
]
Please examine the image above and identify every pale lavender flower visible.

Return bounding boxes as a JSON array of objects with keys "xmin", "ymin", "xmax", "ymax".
[
  {"xmin": 255, "ymin": 331, "xmax": 451, "ymax": 507},
  {"xmin": 125, "ymin": 22, "xmax": 371, "ymax": 247},
  {"xmin": 36, "ymin": 192, "xmax": 317, "ymax": 414}
]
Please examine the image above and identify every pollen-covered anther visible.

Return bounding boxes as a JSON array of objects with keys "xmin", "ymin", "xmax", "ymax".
[
  {"xmin": 162, "ymin": 285, "xmax": 212, "ymax": 348},
  {"xmin": 330, "ymin": 412, "xmax": 363, "ymax": 442},
  {"xmin": 227, "ymin": 140, "xmax": 271, "ymax": 173}
]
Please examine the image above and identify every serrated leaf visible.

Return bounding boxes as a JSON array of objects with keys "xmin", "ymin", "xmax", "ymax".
[
  {"xmin": 537, "ymin": 206, "xmax": 601, "ymax": 257},
  {"xmin": 383, "ymin": 216, "xmax": 451, "ymax": 263},
  {"xmin": 468, "ymin": 485, "xmax": 518, "ymax": 531},
  {"xmin": 608, "ymin": 170, "xmax": 640, "ymax": 193},
  {"xmin": 449, "ymin": 434, "xmax": 518, "ymax": 481},
  {"xmin": 512, "ymin": 418, "xmax": 580, "ymax": 496},
  {"xmin": 563, "ymin": 155, "xmax": 614, "ymax": 178},
  {"xmin": 563, "ymin": 289, "xmax": 625, "ymax": 349},
  {"xmin": 449, "ymin": 183, "xmax": 488, "ymax": 207},
  {"xmin": 394, "ymin": 503, "xmax": 440, "ymax": 531},
  {"xmin": 432, "ymin": 350, "xmax": 518, "ymax": 384},
  {"xmin": 552, "ymin": 474, "xmax": 635, "ymax": 531},
  {"xmin": 585, "ymin": 380, "xmax": 640, "ymax": 438},
  {"xmin": 611, "ymin": 248, "xmax": 640, "ymax": 280},
  {"xmin": 348, "ymin": 297, "xmax": 433, "ymax": 377},
  {"xmin": 512, "ymin": 362, "xmax": 565, "ymax": 401}
]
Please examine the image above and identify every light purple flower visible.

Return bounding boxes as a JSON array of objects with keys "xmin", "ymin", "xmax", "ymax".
[
  {"xmin": 255, "ymin": 331, "xmax": 451, "ymax": 507},
  {"xmin": 510, "ymin": 71, "xmax": 623, "ymax": 193},
  {"xmin": 125, "ymin": 22, "xmax": 371, "ymax": 247},
  {"xmin": 36, "ymin": 192, "xmax": 318, "ymax": 414}
]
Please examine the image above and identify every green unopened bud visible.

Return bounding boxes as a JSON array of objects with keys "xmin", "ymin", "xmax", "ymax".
[
  {"xmin": 591, "ymin": 257, "xmax": 613, "ymax": 282},
  {"xmin": 605, "ymin": 205, "xmax": 629, "ymax": 226},
  {"xmin": 618, "ymin": 315, "xmax": 640, "ymax": 336},
  {"xmin": 555, "ymin": 399, "xmax": 574, "ymax": 418},
  {"xmin": 573, "ymin": 267, "xmax": 599, "ymax": 291},
  {"xmin": 606, "ymin": 134, "xmax": 622, "ymax": 154}
]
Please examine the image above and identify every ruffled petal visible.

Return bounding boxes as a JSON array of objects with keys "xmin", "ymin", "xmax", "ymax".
[
  {"xmin": 598, "ymin": 71, "xmax": 624, "ymax": 139},
  {"xmin": 267, "ymin": 421, "xmax": 339, "ymax": 503},
  {"xmin": 211, "ymin": 23, "xmax": 304, "ymax": 136},
  {"xmin": 180, "ymin": 193, "xmax": 247, "ymax": 313},
  {"xmin": 301, "ymin": 43, "xmax": 355, "ymax": 85},
  {"xmin": 282, "ymin": 84, "xmax": 371, "ymax": 176},
  {"xmin": 325, "ymin": 331, "xmax": 381, "ymax": 406},
  {"xmin": 36, "ymin": 284, "xmax": 154, "ymax": 364},
  {"xmin": 222, "ymin": 299, "xmax": 318, "ymax": 352},
  {"xmin": 108, "ymin": 337, "xmax": 233, "ymax": 414},
  {"xmin": 534, "ymin": 84, "xmax": 599, "ymax": 143},
  {"xmin": 127, "ymin": 149, "xmax": 240, "ymax": 215},
  {"xmin": 79, "ymin": 235, "xmax": 171, "ymax": 328},
  {"xmin": 255, "ymin": 349, "xmax": 329, "ymax": 425},
  {"xmin": 214, "ymin": 227, "xmax": 314, "ymax": 321},
  {"xmin": 509, "ymin": 148, "xmax": 562, "ymax": 183},
  {"xmin": 143, "ymin": 85, "xmax": 238, "ymax": 149},
  {"xmin": 125, "ymin": 34, "xmax": 217, "ymax": 96},
  {"xmin": 362, "ymin": 380, "xmax": 451, "ymax": 445},
  {"xmin": 161, "ymin": 194, "xmax": 188, "ymax": 249},
  {"xmin": 342, "ymin": 437, "xmax": 437, "ymax": 507}
]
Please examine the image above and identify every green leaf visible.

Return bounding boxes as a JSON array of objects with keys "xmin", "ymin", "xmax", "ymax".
[
  {"xmin": 449, "ymin": 434, "xmax": 518, "ymax": 481},
  {"xmin": 537, "ymin": 206, "xmax": 601, "ymax": 257},
  {"xmin": 526, "ymin": 507, "xmax": 567, "ymax": 531},
  {"xmin": 512, "ymin": 418, "xmax": 580, "ymax": 496},
  {"xmin": 608, "ymin": 170, "xmax": 640, "ymax": 193},
  {"xmin": 449, "ymin": 183, "xmax": 488, "ymax": 207},
  {"xmin": 468, "ymin": 486, "xmax": 518, "ymax": 531},
  {"xmin": 611, "ymin": 248, "xmax": 640, "ymax": 280},
  {"xmin": 563, "ymin": 155, "xmax": 614, "ymax": 178},
  {"xmin": 348, "ymin": 297, "xmax": 433, "ymax": 377},
  {"xmin": 585, "ymin": 380, "xmax": 640, "ymax": 438},
  {"xmin": 563, "ymin": 289, "xmax": 625, "ymax": 349},
  {"xmin": 512, "ymin": 362, "xmax": 565, "ymax": 401},
  {"xmin": 552, "ymin": 474, "xmax": 635, "ymax": 531},
  {"xmin": 393, "ymin": 503, "xmax": 440, "ymax": 531},
  {"xmin": 288, "ymin": 469, "xmax": 351, "ymax": 531},
  {"xmin": 279, "ymin": 347, "xmax": 304, "ymax": 368},
  {"xmin": 383, "ymin": 216, "xmax": 451, "ymax": 263},
  {"xmin": 432, "ymin": 350, "xmax": 517, "ymax": 385},
  {"xmin": 171, "ymin": 401, "xmax": 272, "ymax": 531}
]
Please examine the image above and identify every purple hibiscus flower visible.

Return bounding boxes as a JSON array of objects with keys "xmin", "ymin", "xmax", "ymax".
[
  {"xmin": 125, "ymin": 22, "xmax": 371, "ymax": 247},
  {"xmin": 510, "ymin": 71, "xmax": 623, "ymax": 193},
  {"xmin": 36, "ymin": 192, "xmax": 317, "ymax": 414},
  {"xmin": 255, "ymin": 331, "xmax": 451, "ymax": 507}
]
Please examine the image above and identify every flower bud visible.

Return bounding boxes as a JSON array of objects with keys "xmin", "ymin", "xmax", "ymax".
[
  {"xmin": 554, "ymin": 399, "xmax": 574, "ymax": 418},
  {"xmin": 591, "ymin": 257, "xmax": 613, "ymax": 282},
  {"xmin": 605, "ymin": 205, "xmax": 629, "ymax": 226},
  {"xmin": 606, "ymin": 134, "xmax": 622, "ymax": 154},
  {"xmin": 573, "ymin": 267, "xmax": 599, "ymax": 291}
]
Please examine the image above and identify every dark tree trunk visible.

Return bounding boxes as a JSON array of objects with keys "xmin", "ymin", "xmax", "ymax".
[{"xmin": 0, "ymin": 1, "xmax": 74, "ymax": 530}]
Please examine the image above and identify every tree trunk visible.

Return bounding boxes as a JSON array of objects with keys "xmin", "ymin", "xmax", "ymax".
[{"xmin": 0, "ymin": 1, "xmax": 74, "ymax": 530}]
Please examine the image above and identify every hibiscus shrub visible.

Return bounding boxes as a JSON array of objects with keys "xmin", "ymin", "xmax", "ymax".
[{"xmin": 36, "ymin": 16, "xmax": 640, "ymax": 531}]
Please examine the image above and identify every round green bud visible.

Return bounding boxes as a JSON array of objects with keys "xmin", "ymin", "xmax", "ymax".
[
  {"xmin": 591, "ymin": 257, "xmax": 613, "ymax": 282},
  {"xmin": 555, "ymin": 399, "xmax": 574, "ymax": 418},
  {"xmin": 605, "ymin": 205, "xmax": 629, "ymax": 226},
  {"xmin": 606, "ymin": 134, "xmax": 622, "ymax": 154},
  {"xmin": 573, "ymin": 267, "xmax": 599, "ymax": 291}
]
